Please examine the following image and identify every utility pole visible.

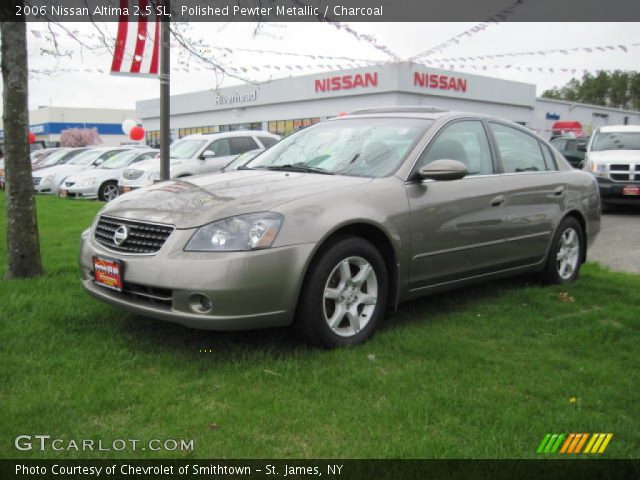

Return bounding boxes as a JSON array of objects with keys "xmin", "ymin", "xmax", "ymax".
[{"xmin": 159, "ymin": 2, "xmax": 170, "ymax": 181}]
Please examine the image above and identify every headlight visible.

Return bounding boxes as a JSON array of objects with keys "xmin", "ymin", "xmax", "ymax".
[
  {"xmin": 80, "ymin": 178, "xmax": 96, "ymax": 186},
  {"xmin": 589, "ymin": 162, "xmax": 608, "ymax": 178},
  {"xmin": 185, "ymin": 213, "xmax": 284, "ymax": 252},
  {"xmin": 124, "ymin": 169, "xmax": 144, "ymax": 180},
  {"xmin": 41, "ymin": 174, "xmax": 55, "ymax": 186}
]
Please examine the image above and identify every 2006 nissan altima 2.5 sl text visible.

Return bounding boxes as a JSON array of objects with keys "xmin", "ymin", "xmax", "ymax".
[{"xmin": 79, "ymin": 107, "xmax": 600, "ymax": 348}]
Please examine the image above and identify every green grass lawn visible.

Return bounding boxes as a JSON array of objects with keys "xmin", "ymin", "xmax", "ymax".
[{"xmin": 0, "ymin": 194, "xmax": 638, "ymax": 459}]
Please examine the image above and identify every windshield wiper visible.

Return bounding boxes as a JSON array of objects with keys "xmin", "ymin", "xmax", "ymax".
[{"xmin": 264, "ymin": 164, "xmax": 334, "ymax": 175}]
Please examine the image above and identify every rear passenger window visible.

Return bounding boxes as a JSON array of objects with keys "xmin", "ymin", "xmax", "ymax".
[
  {"xmin": 258, "ymin": 136, "xmax": 278, "ymax": 148},
  {"xmin": 229, "ymin": 137, "xmax": 258, "ymax": 155},
  {"xmin": 418, "ymin": 120, "xmax": 494, "ymax": 175},
  {"xmin": 490, "ymin": 123, "xmax": 548, "ymax": 173}
]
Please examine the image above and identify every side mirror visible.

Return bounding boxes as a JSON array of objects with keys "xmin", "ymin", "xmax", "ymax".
[
  {"xmin": 418, "ymin": 159, "xmax": 468, "ymax": 181},
  {"xmin": 93, "ymin": 159, "xmax": 105, "ymax": 166},
  {"xmin": 201, "ymin": 151, "xmax": 216, "ymax": 160}
]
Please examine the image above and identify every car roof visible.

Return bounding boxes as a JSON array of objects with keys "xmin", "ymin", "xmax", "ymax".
[
  {"xmin": 599, "ymin": 125, "xmax": 640, "ymax": 133},
  {"xmin": 182, "ymin": 130, "xmax": 279, "ymax": 140}
]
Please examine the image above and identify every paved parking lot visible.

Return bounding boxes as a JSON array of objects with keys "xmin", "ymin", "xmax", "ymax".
[{"xmin": 589, "ymin": 207, "xmax": 640, "ymax": 274}]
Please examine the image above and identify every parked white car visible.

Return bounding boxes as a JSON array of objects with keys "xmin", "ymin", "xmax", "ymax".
[
  {"xmin": 118, "ymin": 131, "xmax": 280, "ymax": 193},
  {"xmin": 33, "ymin": 146, "xmax": 134, "ymax": 196},
  {"xmin": 60, "ymin": 148, "xmax": 159, "ymax": 201}
]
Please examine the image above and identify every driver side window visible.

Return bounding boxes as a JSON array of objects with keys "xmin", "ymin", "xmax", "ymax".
[
  {"xmin": 417, "ymin": 120, "xmax": 494, "ymax": 175},
  {"xmin": 204, "ymin": 139, "xmax": 231, "ymax": 157}
]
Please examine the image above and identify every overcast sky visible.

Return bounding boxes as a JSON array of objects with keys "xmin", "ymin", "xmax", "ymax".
[{"xmin": 5, "ymin": 22, "xmax": 640, "ymax": 116}]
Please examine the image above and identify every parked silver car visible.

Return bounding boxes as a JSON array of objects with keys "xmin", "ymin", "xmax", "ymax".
[
  {"xmin": 118, "ymin": 131, "xmax": 280, "ymax": 193},
  {"xmin": 61, "ymin": 148, "xmax": 159, "ymax": 201},
  {"xmin": 80, "ymin": 107, "xmax": 600, "ymax": 347}
]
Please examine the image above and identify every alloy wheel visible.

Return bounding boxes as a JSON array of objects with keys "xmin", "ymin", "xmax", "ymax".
[
  {"xmin": 103, "ymin": 184, "xmax": 120, "ymax": 202},
  {"xmin": 323, "ymin": 256, "xmax": 378, "ymax": 337},
  {"xmin": 556, "ymin": 227, "xmax": 580, "ymax": 280}
]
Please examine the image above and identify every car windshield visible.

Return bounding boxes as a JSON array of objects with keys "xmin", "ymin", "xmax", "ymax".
[
  {"xmin": 591, "ymin": 132, "xmax": 640, "ymax": 151},
  {"xmin": 224, "ymin": 150, "xmax": 262, "ymax": 171},
  {"xmin": 246, "ymin": 118, "xmax": 432, "ymax": 177},
  {"xmin": 68, "ymin": 149, "xmax": 105, "ymax": 165},
  {"xmin": 100, "ymin": 150, "xmax": 143, "ymax": 169},
  {"xmin": 37, "ymin": 149, "xmax": 71, "ymax": 167},
  {"xmin": 169, "ymin": 139, "xmax": 207, "ymax": 159}
]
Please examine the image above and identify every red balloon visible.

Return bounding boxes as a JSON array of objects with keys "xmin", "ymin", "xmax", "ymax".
[
  {"xmin": 129, "ymin": 126, "xmax": 145, "ymax": 141},
  {"xmin": 28, "ymin": 132, "xmax": 36, "ymax": 144}
]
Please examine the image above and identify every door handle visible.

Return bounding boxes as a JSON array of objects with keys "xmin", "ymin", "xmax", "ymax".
[
  {"xmin": 490, "ymin": 195, "xmax": 505, "ymax": 207},
  {"xmin": 554, "ymin": 186, "xmax": 566, "ymax": 196}
]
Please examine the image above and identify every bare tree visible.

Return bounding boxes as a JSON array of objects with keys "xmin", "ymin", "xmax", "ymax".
[
  {"xmin": 60, "ymin": 127, "xmax": 103, "ymax": 147},
  {"xmin": 1, "ymin": 19, "xmax": 43, "ymax": 278}
]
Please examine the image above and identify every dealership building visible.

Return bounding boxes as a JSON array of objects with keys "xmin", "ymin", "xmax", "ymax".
[
  {"xmin": 0, "ymin": 106, "xmax": 136, "ymax": 147},
  {"xmin": 136, "ymin": 62, "xmax": 640, "ymax": 143}
]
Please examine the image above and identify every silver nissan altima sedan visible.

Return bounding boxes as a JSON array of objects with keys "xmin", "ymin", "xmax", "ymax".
[{"xmin": 79, "ymin": 107, "xmax": 601, "ymax": 347}]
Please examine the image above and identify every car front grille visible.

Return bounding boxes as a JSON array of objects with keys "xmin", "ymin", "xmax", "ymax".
[
  {"xmin": 609, "ymin": 163, "xmax": 640, "ymax": 182},
  {"xmin": 33, "ymin": 177, "xmax": 41, "ymax": 186},
  {"xmin": 94, "ymin": 215, "xmax": 175, "ymax": 254},
  {"xmin": 121, "ymin": 282, "xmax": 172, "ymax": 308}
]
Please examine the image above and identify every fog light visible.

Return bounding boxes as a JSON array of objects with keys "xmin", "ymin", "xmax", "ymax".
[{"xmin": 189, "ymin": 293, "xmax": 213, "ymax": 314}]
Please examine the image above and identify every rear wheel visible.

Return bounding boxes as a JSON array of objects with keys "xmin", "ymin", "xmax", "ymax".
[
  {"xmin": 98, "ymin": 181, "xmax": 119, "ymax": 202},
  {"xmin": 295, "ymin": 236, "xmax": 388, "ymax": 348},
  {"xmin": 541, "ymin": 217, "xmax": 584, "ymax": 285}
]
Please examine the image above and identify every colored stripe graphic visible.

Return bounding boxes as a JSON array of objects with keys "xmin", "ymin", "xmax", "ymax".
[
  {"xmin": 540, "ymin": 433, "xmax": 614, "ymax": 454},
  {"xmin": 537, "ymin": 434, "xmax": 566, "ymax": 453}
]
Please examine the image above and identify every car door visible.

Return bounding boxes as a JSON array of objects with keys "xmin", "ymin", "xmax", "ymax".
[
  {"xmin": 488, "ymin": 122, "xmax": 565, "ymax": 267},
  {"xmin": 406, "ymin": 119, "xmax": 508, "ymax": 290},
  {"xmin": 195, "ymin": 138, "xmax": 233, "ymax": 174}
]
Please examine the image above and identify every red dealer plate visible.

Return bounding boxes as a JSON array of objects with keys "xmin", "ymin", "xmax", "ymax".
[
  {"xmin": 623, "ymin": 186, "xmax": 640, "ymax": 196},
  {"xmin": 93, "ymin": 256, "xmax": 123, "ymax": 292}
]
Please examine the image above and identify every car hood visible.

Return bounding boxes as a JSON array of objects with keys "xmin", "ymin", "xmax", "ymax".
[
  {"xmin": 100, "ymin": 170, "xmax": 372, "ymax": 229},
  {"xmin": 34, "ymin": 164, "xmax": 93, "ymax": 178},
  {"xmin": 123, "ymin": 157, "xmax": 181, "ymax": 173},
  {"xmin": 588, "ymin": 150, "xmax": 640, "ymax": 163}
]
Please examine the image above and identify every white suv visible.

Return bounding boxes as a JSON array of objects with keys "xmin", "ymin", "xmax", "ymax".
[
  {"xmin": 119, "ymin": 131, "xmax": 280, "ymax": 192},
  {"xmin": 584, "ymin": 125, "xmax": 640, "ymax": 208}
]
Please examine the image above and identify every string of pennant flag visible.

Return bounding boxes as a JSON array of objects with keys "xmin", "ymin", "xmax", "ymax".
[
  {"xmin": 422, "ymin": 42, "xmax": 640, "ymax": 63},
  {"xmin": 409, "ymin": 0, "xmax": 527, "ymax": 60}
]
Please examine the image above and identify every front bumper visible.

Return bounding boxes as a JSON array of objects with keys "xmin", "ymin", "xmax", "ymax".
[
  {"xmin": 596, "ymin": 177, "xmax": 640, "ymax": 204},
  {"xmin": 61, "ymin": 184, "xmax": 99, "ymax": 199},
  {"xmin": 118, "ymin": 178, "xmax": 153, "ymax": 194},
  {"xmin": 79, "ymin": 227, "xmax": 315, "ymax": 330}
]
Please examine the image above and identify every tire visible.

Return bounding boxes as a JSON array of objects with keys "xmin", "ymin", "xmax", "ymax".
[
  {"xmin": 600, "ymin": 202, "xmax": 613, "ymax": 213},
  {"xmin": 294, "ymin": 236, "xmax": 388, "ymax": 348},
  {"xmin": 540, "ymin": 216, "xmax": 584, "ymax": 285},
  {"xmin": 98, "ymin": 181, "xmax": 120, "ymax": 202}
]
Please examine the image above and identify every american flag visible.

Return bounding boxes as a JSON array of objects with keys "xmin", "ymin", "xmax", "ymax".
[{"xmin": 110, "ymin": 0, "xmax": 160, "ymax": 76}]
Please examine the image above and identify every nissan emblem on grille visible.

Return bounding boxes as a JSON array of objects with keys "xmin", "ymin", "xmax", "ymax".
[
  {"xmin": 94, "ymin": 216, "xmax": 174, "ymax": 254},
  {"xmin": 113, "ymin": 225, "xmax": 129, "ymax": 245}
]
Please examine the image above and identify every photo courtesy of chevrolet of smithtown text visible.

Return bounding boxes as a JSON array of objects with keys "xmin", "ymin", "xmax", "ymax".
[{"xmin": 0, "ymin": 0, "xmax": 639, "ymax": 479}]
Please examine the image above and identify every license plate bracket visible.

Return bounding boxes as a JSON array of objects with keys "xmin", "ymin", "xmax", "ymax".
[{"xmin": 93, "ymin": 256, "xmax": 124, "ymax": 292}]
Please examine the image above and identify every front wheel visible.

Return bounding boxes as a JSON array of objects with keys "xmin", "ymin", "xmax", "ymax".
[
  {"xmin": 541, "ymin": 217, "xmax": 584, "ymax": 285},
  {"xmin": 295, "ymin": 236, "xmax": 388, "ymax": 348},
  {"xmin": 98, "ymin": 181, "xmax": 120, "ymax": 202}
]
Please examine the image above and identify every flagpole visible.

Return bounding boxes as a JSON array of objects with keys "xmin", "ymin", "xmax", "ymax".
[{"xmin": 159, "ymin": 2, "xmax": 170, "ymax": 181}]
